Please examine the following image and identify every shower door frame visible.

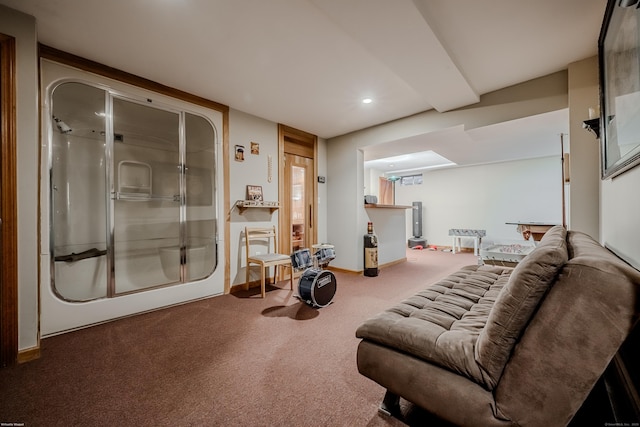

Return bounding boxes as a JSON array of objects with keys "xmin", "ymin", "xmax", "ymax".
[
  {"xmin": 48, "ymin": 80, "xmax": 217, "ymax": 301},
  {"xmin": 39, "ymin": 51, "xmax": 228, "ymax": 337},
  {"xmin": 106, "ymin": 93, "xmax": 189, "ymax": 297}
]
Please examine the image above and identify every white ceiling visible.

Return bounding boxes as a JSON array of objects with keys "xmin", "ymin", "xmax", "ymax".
[
  {"xmin": 364, "ymin": 109, "xmax": 571, "ymax": 173},
  {"xmin": 1, "ymin": 0, "xmax": 607, "ymax": 170}
]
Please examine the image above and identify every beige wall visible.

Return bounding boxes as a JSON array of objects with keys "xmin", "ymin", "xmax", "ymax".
[
  {"xmin": 568, "ymin": 56, "xmax": 600, "ymax": 239},
  {"xmin": 601, "ymin": 167, "xmax": 640, "ymax": 270},
  {"xmin": 395, "ymin": 156, "xmax": 562, "ymax": 247},
  {"xmin": 566, "ymin": 55, "xmax": 640, "ymax": 272},
  {"xmin": 327, "ymin": 72, "xmax": 569, "ymax": 271}
]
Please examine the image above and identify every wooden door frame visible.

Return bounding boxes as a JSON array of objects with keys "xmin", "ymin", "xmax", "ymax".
[
  {"xmin": 0, "ymin": 33, "xmax": 18, "ymax": 367},
  {"xmin": 277, "ymin": 124, "xmax": 317, "ymax": 255}
]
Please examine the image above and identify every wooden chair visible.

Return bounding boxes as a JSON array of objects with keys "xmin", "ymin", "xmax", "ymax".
[{"xmin": 245, "ymin": 226, "xmax": 293, "ymax": 298}]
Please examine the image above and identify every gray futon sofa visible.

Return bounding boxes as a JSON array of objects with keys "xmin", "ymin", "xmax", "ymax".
[{"xmin": 356, "ymin": 226, "xmax": 640, "ymax": 426}]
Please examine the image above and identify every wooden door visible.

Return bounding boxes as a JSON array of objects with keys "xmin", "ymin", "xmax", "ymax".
[
  {"xmin": 278, "ymin": 124, "xmax": 317, "ymax": 260},
  {"xmin": 284, "ymin": 154, "xmax": 315, "ymax": 254}
]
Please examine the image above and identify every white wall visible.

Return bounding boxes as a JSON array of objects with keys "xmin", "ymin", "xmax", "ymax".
[
  {"xmin": 365, "ymin": 207, "xmax": 409, "ymax": 265},
  {"xmin": 601, "ymin": 157, "xmax": 640, "ymax": 270},
  {"xmin": 328, "ymin": 72, "xmax": 568, "ymax": 272},
  {"xmin": 1, "ymin": 6, "xmax": 39, "ymax": 351},
  {"xmin": 565, "ymin": 55, "xmax": 640, "ymax": 272},
  {"xmin": 327, "ymin": 139, "xmax": 366, "ymax": 271},
  {"xmin": 228, "ymin": 110, "xmax": 280, "ymax": 287},
  {"xmin": 316, "ymin": 136, "xmax": 328, "ymax": 244},
  {"xmin": 395, "ymin": 157, "xmax": 562, "ymax": 248},
  {"xmin": 568, "ymin": 56, "xmax": 600, "ymax": 239},
  {"xmin": 227, "ymin": 109, "xmax": 327, "ymax": 286},
  {"xmin": 364, "ymin": 166, "xmax": 383, "ymax": 199}
]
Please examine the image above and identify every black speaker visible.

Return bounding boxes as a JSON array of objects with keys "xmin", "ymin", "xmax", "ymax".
[
  {"xmin": 408, "ymin": 201, "xmax": 427, "ymax": 248},
  {"xmin": 412, "ymin": 201, "xmax": 422, "ymax": 237}
]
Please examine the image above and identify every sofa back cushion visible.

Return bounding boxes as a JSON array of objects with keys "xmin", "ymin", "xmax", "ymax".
[{"xmin": 475, "ymin": 225, "xmax": 568, "ymax": 389}]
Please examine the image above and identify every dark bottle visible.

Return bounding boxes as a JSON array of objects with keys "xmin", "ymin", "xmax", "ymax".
[{"xmin": 364, "ymin": 222, "xmax": 378, "ymax": 277}]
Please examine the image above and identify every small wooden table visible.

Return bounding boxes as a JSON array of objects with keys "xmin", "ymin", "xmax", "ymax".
[{"xmin": 506, "ymin": 222, "xmax": 557, "ymax": 242}]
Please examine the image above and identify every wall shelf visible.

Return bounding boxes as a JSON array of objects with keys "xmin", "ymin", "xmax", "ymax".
[
  {"xmin": 235, "ymin": 200, "xmax": 280, "ymax": 213},
  {"xmin": 364, "ymin": 204, "xmax": 412, "ymax": 209},
  {"xmin": 118, "ymin": 160, "xmax": 152, "ymax": 197}
]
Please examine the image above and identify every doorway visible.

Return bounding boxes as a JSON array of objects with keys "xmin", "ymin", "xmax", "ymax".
[
  {"xmin": 278, "ymin": 125, "xmax": 317, "ymax": 257},
  {"xmin": 285, "ymin": 154, "xmax": 314, "ymax": 253}
]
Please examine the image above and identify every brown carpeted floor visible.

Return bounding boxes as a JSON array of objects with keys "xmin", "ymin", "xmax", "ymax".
[
  {"xmin": 0, "ymin": 246, "xmax": 615, "ymax": 426},
  {"xmin": 2, "ymin": 248, "xmax": 478, "ymax": 426}
]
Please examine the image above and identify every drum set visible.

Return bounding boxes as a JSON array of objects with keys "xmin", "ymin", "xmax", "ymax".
[{"xmin": 290, "ymin": 244, "xmax": 337, "ymax": 308}]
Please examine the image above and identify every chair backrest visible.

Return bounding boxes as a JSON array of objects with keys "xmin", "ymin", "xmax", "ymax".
[{"xmin": 245, "ymin": 226, "xmax": 279, "ymax": 257}]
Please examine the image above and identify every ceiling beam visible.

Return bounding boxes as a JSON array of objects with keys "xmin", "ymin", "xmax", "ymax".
[{"xmin": 310, "ymin": 0, "xmax": 479, "ymax": 112}]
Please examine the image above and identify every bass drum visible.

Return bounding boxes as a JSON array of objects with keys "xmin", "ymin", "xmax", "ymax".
[{"xmin": 298, "ymin": 268, "xmax": 337, "ymax": 308}]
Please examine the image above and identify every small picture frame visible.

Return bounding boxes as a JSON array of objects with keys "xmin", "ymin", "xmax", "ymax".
[
  {"xmin": 250, "ymin": 141, "xmax": 260, "ymax": 155},
  {"xmin": 246, "ymin": 185, "xmax": 263, "ymax": 201},
  {"xmin": 234, "ymin": 145, "xmax": 245, "ymax": 162}
]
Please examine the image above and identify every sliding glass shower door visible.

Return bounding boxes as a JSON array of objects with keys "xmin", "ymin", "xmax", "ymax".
[
  {"xmin": 50, "ymin": 81, "xmax": 218, "ymax": 302},
  {"xmin": 50, "ymin": 82, "xmax": 108, "ymax": 301},
  {"xmin": 112, "ymin": 98, "xmax": 182, "ymax": 293}
]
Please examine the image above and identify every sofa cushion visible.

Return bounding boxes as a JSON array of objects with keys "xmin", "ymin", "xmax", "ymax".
[
  {"xmin": 475, "ymin": 225, "xmax": 568, "ymax": 389},
  {"xmin": 355, "ymin": 265, "xmax": 511, "ymax": 383}
]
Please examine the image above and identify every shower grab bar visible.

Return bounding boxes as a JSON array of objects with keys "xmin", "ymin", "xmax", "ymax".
[
  {"xmin": 113, "ymin": 192, "xmax": 180, "ymax": 202},
  {"xmin": 54, "ymin": 247, "xmax": 107, "ymax": 263}
]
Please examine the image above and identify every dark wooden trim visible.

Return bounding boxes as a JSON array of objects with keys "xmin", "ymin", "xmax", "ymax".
[
  {"xmin": 17, "ymin": 346, "xmax": 41, "ymax": 364},
  {"xmin": 38, "ymin": 44, "xmax": 229, "ymax": 114},
  {"xmin": 0, "ymin": 33, "xmax": 19, "ymax": 367}
]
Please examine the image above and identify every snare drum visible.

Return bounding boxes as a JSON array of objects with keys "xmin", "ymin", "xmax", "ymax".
[{"xmin": 298, "ymin": 268, "xmax": 337, "ymax": 308}]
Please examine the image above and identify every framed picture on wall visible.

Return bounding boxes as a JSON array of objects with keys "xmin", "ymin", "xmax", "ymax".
[
  {"xmin": 235, "ymin": 145, "xmax": 245, "ymax": 162},
  {"xmin": 599, "ymin": 0, "xmax": 640, "ymax": 179},
  {"xmin": 246, "ymin": 185, "xmax": 263, "ymax": 201}
]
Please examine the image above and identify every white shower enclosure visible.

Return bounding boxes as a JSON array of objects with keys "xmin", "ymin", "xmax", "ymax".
[{"xmin": 40, "ymin": 60, "xmax": 224, "ymax": 335}]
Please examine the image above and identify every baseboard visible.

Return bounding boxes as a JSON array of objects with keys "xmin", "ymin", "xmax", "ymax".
[
  {"xmin": 434, "ymin": 245, "xmax": 474, "ymax": 253},
  {"xmin": 230, "ymin": 276, "xmax": 279, "ymax": 293},
  {"xmin": 379, "ymin": 257, "xmax": 407, "ymax": 269},
  {"xmin": 18, "ymin": 346, "xmax": 41, "ymax": 363},
  {"xmin": 326, "ymin": 257, "xmax": 407, "ymax": 275},
  {"xmin": 326, "ymin": 266, "xmax": 361, "ymax": 275},
  {"xmin": 229, "ymin": 283, "xmax": 245, "ymax": 293}
]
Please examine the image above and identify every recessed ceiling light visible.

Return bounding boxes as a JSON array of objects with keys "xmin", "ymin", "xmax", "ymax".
[{"xmin": 362, "ymin": 98, "xmax": 373, "ymax": 104}]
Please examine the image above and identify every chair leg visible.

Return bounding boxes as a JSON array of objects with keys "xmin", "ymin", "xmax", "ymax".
[
  {"xmin": 245, "ymin": 262, "xmax": 250, "ymax": 291},
  {"xmin": 289, "ymin": 265, "xmax": 294, "ymax": 290},
  {"xmin": 260, "ymin": 267, "xmax": 266, "ymax": 298}
]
